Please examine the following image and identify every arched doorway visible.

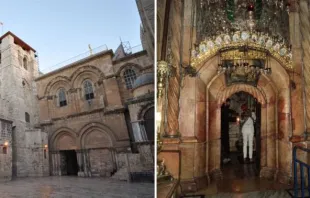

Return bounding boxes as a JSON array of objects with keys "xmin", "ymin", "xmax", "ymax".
[
  {"xmin": 144, "ymin": 107, "xmax": 155, "ymax": 141},
  {"xmin": 220, "ymin": 91, "xmax": 262, "ymax": 180},
  {"xmin": 172, "ymin": 36, "xmax": 293, "ymax": 192},
  {"xmin": 79, "ymin": 123, "xmax": 116, "ymax": 177},
  {"xmin": 51, "ymin": 132, "xmax": 79, "ymax": 176}
]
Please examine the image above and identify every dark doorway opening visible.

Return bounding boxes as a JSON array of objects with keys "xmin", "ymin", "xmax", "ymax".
[
  {"xmin": 144, "ymin": 107, "xmax": 154, "ymax": 141},
  {"xmin": 60, "ymin": 150, "xmax": 78, "ymax": 176},
  {"xmin": 220, "ymin": 91, "xmax": 261, "ymax": 179},
  {"xmin": 124, "ymin": 109, "xmax": 138, "ymax": 153}
]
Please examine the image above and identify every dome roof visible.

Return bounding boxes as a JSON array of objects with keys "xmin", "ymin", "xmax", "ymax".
[{"xmin": 133, "ymin": 73, "xmax": 154, "ymax": 89}]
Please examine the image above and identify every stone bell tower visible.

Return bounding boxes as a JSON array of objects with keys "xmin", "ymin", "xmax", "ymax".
[{"xmin": 0, "ymin": 31, "xmax": 48, "ymax": 178}]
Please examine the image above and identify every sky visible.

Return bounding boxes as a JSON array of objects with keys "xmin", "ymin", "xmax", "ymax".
[{"xmin": 0, "ymin": 0, "xmax": 142, "ymax": 73}]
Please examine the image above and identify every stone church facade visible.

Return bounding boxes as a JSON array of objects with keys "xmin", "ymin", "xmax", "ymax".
[
  {"xmin": 157, "ymin": 0, "xmax": 310, "ymax": 195},
  {"xmin": 0, "ymin": 0, "xmax": 154, "ymax": 180},
  {"xmin": 36, "ymin": 48, "xmax": 154, "ymax": 177}
]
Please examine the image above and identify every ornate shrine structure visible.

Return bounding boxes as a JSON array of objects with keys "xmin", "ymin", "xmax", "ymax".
[{"xmin": 157, "ymin": 0, "xmax": 310, "ymax": 196}]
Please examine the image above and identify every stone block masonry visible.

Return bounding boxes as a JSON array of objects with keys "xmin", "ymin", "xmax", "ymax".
[{"xmin": 0, "ymin": 118, "xmax": 13, "ymax": 181}]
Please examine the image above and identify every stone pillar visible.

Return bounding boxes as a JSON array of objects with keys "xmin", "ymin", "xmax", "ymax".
[
  {"xmin": 52, "ymin": 152, "xmax": 56, "ymax": 176},
  {"xmin": 300, "ymin": 0, "xmax": 310, "ymax": 132},
  {"xmin": 125, "ymin": 153, "xmax": 131, "ymax": 182},
  {"xmin": 164, "ymin": 0, "xmax": 182, "ymax": 138},
  {"xmin": 288, "ymin": 2, "xmax": 306, "ymax": 137},
  {"xmin": 131, "ymin": 121, "xmax": 143, "ymax": 142},
  {"xmin": 277, "ymin": 89, "xmax": 293, "ymax": 183},
  {"xmin": 83, "ymin": 149, "xmax": 91, "ymax": 177},
  {"xmin": 56, "ymin": 151, "xmax": 61, "ymax": 176},
  {"xmin": 76, "ymin": 150, "xmax": 83, "ymax": 176},
  {"xmin": 110, "ymin": 149, "xmax": 117, "ymax": 172},
  {"xmin": 82, "ymin": 150, "xmax": 87, "ymax": 177},
  {"xmin": 166, "ymin": 75, "xmax": 180, "ymax": 137},
  {"xmin": 140, "ymin": 122, "xmax": 148, "ymax": 141}
]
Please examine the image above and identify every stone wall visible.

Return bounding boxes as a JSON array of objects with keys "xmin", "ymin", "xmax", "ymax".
[
  {"xmin": 137, "ymin": 144, "xmax": 154, "ymax": 170},
  {"xmin": 25, "ymin": 129, "xmax": 49, "ymax": 176},
  {"xmin": 35, "ymin": 53, "xmax": 120, "ymax": 122},
  {"xmin": 113, "ymin": 53, "xmax": 153, "ymax": 103},
  {"xmin": 136, "ymin": 0, "xmax": 154, "ymax": 60},
  {"xmin": 0, "ymin": 119, "xmax": 13, "ymax": 181},
  {"xmin": 45, "ymin": 111, "xmax": 130, "ymax": 151},
  {"xmin": 33, "ymin": 27, "xmax": 153, "ymax": 178},
  {"xmin": 89, "ymin": 149, "xmax": 114, "ymax": 177},
  {"xmin": 116, "ymin": 144, "xmax": 154, "ymax": 172},
  {"xmin": 0, "ymin": 33, "xmax": 47, "ymax": 178}
]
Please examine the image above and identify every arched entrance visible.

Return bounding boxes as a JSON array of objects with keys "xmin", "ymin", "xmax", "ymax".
[
  {"xmin": 79, "ymin": 123, "xmax": 116, "ymax": 177},
  {"xmin": 220, "ymin": 91, "xmax": 262, "ymax": 180},
  {"xmin": 144, "ymin": 107, "xmax": 155, "ymax": 141},
  {"xmin": 176, "ymin": 51, "xmax": 291, "ymax": 192},
  {"xmin": 49, "ymin": 124, "xmax": 117, "ymax": 177},
  {"xmin": 206, "ymin": 71, "xmax": 277, "ymax": 181},
  {"xmin": 51, "ymin": 131, "xmax": 79, "ymax": 176}
]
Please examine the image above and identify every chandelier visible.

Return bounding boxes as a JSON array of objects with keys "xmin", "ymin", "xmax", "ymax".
[
  {"xmin": 197, "ymin": 0, "xmax": 290, "ymax": 45},
  {"xmin": 217, "ymin": 45, "xmax": 272, "ymax": 86}
]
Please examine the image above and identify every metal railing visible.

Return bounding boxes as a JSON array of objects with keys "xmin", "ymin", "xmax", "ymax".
[
  {"xmin": 288, "ymin": 146, "xmax": 310, "ymax": 198},
  {"xmin": 39, "ymin": 44, "xmax": 143, "ymax": 74},
  {"xmin": 130, "ymin": 44, "xmax": 143, "ymax": 54},
  {"xmin": 40, "ymin": 44, "xmax": 108, "ymax": 73}
]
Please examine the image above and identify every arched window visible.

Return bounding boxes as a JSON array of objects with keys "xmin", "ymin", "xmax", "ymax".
[
  {"xmin": 23, "ymin": 57, "xmax": 27, "ymax": 70},
  {"xmin": 58, "ymin": 88, "xmax": 67, "ymax": 107},
  {"xmin": 25, "ymin": 112, "xmax": 30, "ymax": 123},
  {"xmin": 84, "ymin": 80, "xmax": 94, "ymax": 100},
  {"xmin": 123, "ymin": 69, "xmax": 137, "ymax": 89}
]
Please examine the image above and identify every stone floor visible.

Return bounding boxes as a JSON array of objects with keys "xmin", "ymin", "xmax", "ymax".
[
  {"xmin": 182, "ymin": 190, "xmax": 291, "ymax": 197},
  {"xmin": 0, "ymin": 176, "xmax": 154, "ymax": 198},
  {"xmin": 186, "ymin": 153, "xmax": 293, "ymax": 197}
]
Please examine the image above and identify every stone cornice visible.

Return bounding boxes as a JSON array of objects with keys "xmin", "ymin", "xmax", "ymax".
[
  {"xmin": 35, "ymin": 49, "xmax": 114, "ymax": 81},
  {"xmin": 39, "ymin": 120, "xmax": 53, "ymax": 126},
  {"xmin": 125, "ymin": 92, "xmax": 155, "ymax": 105},
  {"xmin": 48, "ymin": 106, "xmax": 125, "ymax": 122},
  {"xmin": 103, "ymin": 106, "xmax": 126, "ymax": 115}
]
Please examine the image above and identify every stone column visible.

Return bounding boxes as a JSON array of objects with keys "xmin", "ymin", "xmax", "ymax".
[
  {"xmin": 166, "ymin": 75, "xmax": 180, "ymax": 137},
  {"xmin": 52, "ymin": 152, "xmax": 56, "ymax": 176},
  {"xmin": 300, "ymin": 0, "xmax": 310, "ymax": 132},
  {"xmin": 288, "ymin": 2, "xmax": 306, "ymax": 137},
  {"xmin": 83, "ymin": 149, "xmax": 91, "ymax": 177},
  {"xmin": 131, "ymin": 122, "xmax": 143, "ymax": 142},
  {"xmin": 82, "ymin": 150, "xmax": 87, "ymax": 177},
  {"xmin": 164, "ymin": 0, "xmax": 182, "ymax": 138},
  {"xmin": 140, "ymin": 122, "xmax": 148, "ymax": 141},
  {"xmin": 125, "ymin": 153, "xmax": 131, "ymax": 182},
  {"xmin": 110, "ymin": 149, "xmax": 117, "ymax": 172},
  {"xmin": 56, "ymin": 151, "xmax": 61, "ymax": 176},
  {"xmin": 76, "ymin": 150, "xmax": 82, "ymax": 176}
]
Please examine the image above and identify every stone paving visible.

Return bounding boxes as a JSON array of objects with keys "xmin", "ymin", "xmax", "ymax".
[{"xmin": 0, "ymin": 176, "xmax": 154, "ymax": 198}]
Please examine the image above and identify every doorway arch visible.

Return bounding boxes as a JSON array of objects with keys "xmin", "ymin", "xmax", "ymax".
[
  {"xmin": 206, "ymin": 70, "xmax": 281, "ymax": 179},
  {"xmin": 143, "ymin": 107, "xmax": 155, "ymax": 141},
  {"xmin": 176, "ymin": 46, "xmax": 293, "ymax": 192}
]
